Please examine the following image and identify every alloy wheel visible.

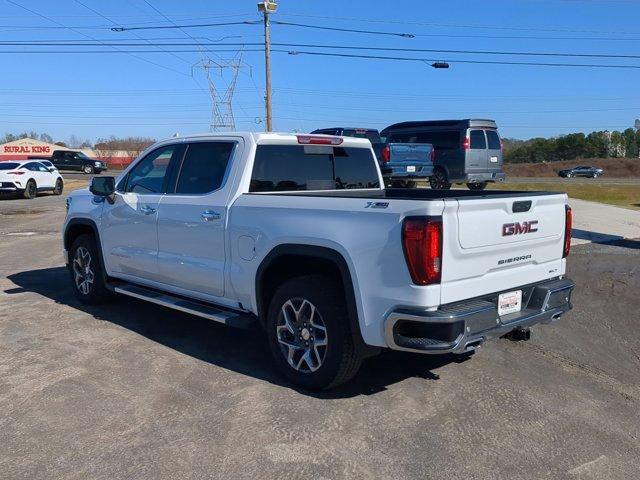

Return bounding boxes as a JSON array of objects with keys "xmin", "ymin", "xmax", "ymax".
[
  {"xmin": 276, "ymin": 298, "xmax": 328, "ymax": 373},
  {"xmin": 73, "ymin": 246, "xmax": 94, "ymax": 295}
]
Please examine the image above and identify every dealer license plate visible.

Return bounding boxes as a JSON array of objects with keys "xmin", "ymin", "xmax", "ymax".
[
  {"xmin": 498, "ymin": 290, "xmax": 522, "ymax": 316},
  {"xmin": 406, "ymin": 165, "xmax": 416, "ymax": 172}
]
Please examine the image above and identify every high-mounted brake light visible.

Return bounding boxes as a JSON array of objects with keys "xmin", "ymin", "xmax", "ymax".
[
  {"xmin": 382, "ymin": 145, "xmax": 390, "ymax": 163},
  {"xmin": 563, "ymin": 205, "xmax": 572, "ymax": 258},
  {"xmin": 296, "ymin": 135, "xmax": 343, "ymax": 145},
  {"xmin": 462, "ymin": 137, "xmax": 470, "ymax": 150},
  {"xmin": 402, "ymin": 217, "xmax": 442, "ymax": 285}
]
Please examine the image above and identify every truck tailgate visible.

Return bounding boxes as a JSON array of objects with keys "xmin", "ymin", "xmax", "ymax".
[{"xmin": 440, "ymin": 193, "xmax": 568, "ymax": 304}]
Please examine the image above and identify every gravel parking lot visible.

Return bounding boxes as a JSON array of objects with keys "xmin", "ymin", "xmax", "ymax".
[{"xmin": 1, "ymin": 193, "xmax": 639, "ymax": 480}]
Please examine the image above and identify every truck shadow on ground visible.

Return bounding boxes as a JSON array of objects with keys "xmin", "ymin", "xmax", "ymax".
[
  {"xmin": 6, "ymin": 266, "xmax": 468, "ymax": 399},
  {"xmin": 572, "ymin": 228, "xmax": 640, "ymax": 248}
]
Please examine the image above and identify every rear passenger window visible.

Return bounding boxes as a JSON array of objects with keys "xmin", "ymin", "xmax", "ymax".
[
  {"xmin": 470, "ymin": 130, "xmax": 487, "ymax": 149},
  {"xmin": 250, "ymin": 145, "xmax": 379, "ymax": 192},
  {"xmin": 486, "ymin": 130, "xmax": 501, "ymax": 150},
  {"xmin": 174, "ymin": 142, "xmax": 235, "ymax": 194},
  {"xmin": 416, "ymin": 131, "xmax": 460, "ymax": 150}
]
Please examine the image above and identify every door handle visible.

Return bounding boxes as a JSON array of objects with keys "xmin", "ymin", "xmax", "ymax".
[
  {"xmin": 201, "ymin": 210, "xmax": 221, "ymax": 222},
  {"xmin": 140, "ymin": 205, "xmax": 156, "ymax": 215}
]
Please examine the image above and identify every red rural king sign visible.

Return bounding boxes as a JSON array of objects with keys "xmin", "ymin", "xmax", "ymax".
[{"xmin": 3, "ymin": 145, "xmax": 51, "ymax": 154}]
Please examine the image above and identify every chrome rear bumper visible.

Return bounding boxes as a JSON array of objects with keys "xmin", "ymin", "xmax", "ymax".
[{"xmin": 385, "ymin": 277, "xmax": 574, "ymax": 354}]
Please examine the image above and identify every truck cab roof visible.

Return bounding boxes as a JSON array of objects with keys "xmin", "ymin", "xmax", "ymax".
[{"xmin": 154, "ymin": 132, "xmax": 373, "ymax": 148}]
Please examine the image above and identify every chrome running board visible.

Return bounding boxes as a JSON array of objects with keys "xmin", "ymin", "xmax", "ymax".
[{"xmin": 114, "ymin": 283, "xmax": 255, "ymax": 329}]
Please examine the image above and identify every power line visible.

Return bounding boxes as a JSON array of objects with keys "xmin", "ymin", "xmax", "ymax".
[
  {"xmin": 2, "ymin": 41, "xmax": 639, "ymax": 60},
  {"xmin": 111, "ymin": 20, "xmax": 259, "ymax": 32},
  {"xmin": 279, "ymin": 13, "xmax": 640, "ymax": 36},
  {"xmin": 270, "ymin": 20, "xmax": 414, "ymax": 38},
  {"xmin": 0, "ymin": 47, "xmax": 634, "ymax": 68},
  {"xmin": 283, "ymin": 50, "xmax": 640, "ymax": 69},
  {"xmin": 73, "ymin": 0, "xmax": 193, "ymax": 68},
  {"xmin": 4, "ymin": 0, "xmax": 190, "ymax": 77}
]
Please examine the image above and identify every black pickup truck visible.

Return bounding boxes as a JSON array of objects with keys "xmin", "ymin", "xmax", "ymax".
[{"xmin": 29, "ymin": 150, "xmax": 107, "ymax": 174}]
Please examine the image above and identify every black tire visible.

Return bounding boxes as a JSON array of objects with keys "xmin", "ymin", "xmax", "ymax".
[
  {"xmin": 83, "ymin": 164, "xmax": 94, "ymax": 174},
  {"xmin": 22, "ymin": 180, "xmax": 37, "ymax": 199},
  {"xmin": 390, "ymin": 179, "xmax": 417, "ymax": 188},
  {"xmin": 53, "ymin": 178, "xmax": 64, "ymax": 195},
  {"xmin": 266, "ymin": 274, "xmax": 362, "ymax": 390},
  {"xmin": 69, "ymin": 234, "xmax": 110, "ymax": 305},
  {"xmin": 429, "ymin": 169, "xmax": 452, "ymax": 190},
  {"xmin": 467, "ymin": 181, "xmax": 488, "ymax": 191}
]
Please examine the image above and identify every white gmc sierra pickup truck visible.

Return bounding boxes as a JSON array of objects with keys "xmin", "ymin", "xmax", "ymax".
[{"xmin": 63, "ymin": 133, "xmax": 575, "ymax": 389}]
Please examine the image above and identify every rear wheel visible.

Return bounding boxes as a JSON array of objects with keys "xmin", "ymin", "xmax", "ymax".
[
  {"xmin": 69, "ymin": 234, "xmax": 110, "ymax": 305},
  {"xmin": 267, "ymin": 275, "xmax": 362, "ymax": 390},
  {"xmin": 53, "ymin": 178, "xmax": 64, "ymax": 195},
  {"xmin": 429, "ymin": 169, "xmax": 451, "ymax": 190},
  {"xmin": 22, "ymin": 180, "xmax": 37, "ymax": 199},
  {"xmin": 467, "ymin": 181, "xmax": 488, "ymax": 191},
  {"xmin": 83, "ymin": 164, "xmax": 94, "ymax": 174}
]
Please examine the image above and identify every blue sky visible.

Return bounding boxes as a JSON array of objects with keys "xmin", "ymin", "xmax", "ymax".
[{"xmin": 1, "ymin": 0, "xmax": 639, "ymax": 143}]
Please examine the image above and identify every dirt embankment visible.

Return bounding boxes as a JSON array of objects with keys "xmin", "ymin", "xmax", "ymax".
[{"xmin": 504, "ymin": 158, "xmax": 640, "ymax": 177}]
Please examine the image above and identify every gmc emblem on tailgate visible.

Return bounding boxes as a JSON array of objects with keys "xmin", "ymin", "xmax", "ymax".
[{"xmin": 502, "ymin": 220, "xmax": 539, "ymax": 236}]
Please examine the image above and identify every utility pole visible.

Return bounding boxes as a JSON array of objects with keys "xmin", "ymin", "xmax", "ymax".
[{"xmin": 258, "ymin": 1, "xmax": 278, "ymax": 132}]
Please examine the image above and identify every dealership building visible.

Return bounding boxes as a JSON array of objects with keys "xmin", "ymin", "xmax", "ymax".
[{"xmin": 0, "ymin": 137, "xmax": 134, "ymax": 167}]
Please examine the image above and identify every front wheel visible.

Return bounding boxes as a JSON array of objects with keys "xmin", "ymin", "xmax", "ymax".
[
  {"xmin": 83, "ymin": 164, "xmax": 94, "ymax": 174},
  {"xmin": 429, "ymin": 169, "xmax": 452, "ymax": 190},
  {"xmin": 467, "ymin": 181, "xmax": 488, "ymax": 191},
  {"xmin": 69, "ymin": 234, "xmax": 110, "ymax": 305},
  {"xmin": 53, "ymin": 178, "xmax": 64, "ymax": 195},
  {"xmin": 267, "ymin": 275, "xmax": 362, "ymax": 390}
]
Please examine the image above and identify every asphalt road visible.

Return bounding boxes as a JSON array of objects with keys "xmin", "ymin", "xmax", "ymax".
[{"xmin": 1, "ymin": 193, "xmax": 639, "ymax": 479}]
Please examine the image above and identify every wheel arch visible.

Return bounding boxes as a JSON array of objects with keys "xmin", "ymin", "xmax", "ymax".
[
  {"xmin": 64, "ymin": 218, "xmax": 107, "ymax": 278},
  {"xmin": 255, "ymin": 244, "xmax": 373, "ymax": 354}
]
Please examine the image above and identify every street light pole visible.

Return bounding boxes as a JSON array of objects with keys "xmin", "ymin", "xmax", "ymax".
[{"xmin": 258, "ymin": 1, "xmax": 277, "ymax": 132}]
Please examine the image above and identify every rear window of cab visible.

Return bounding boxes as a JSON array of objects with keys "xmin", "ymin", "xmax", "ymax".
[{"xmin": 250, "ymin": 145, "xmax": 380, "ymax": 192}]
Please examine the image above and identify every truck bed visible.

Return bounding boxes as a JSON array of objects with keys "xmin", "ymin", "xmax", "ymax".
[{"xmin": 249, "ymin": 187, "xmax": 560, "ymax": 200}]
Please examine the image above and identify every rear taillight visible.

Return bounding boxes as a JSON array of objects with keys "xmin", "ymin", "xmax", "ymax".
[
  {"xmin": 462, "ymin": 137, "xmax": 470, "ymax": 150},
  {"xmin": 382, "ymin": 145, "xmax": 390, "ymax": 164},
  {"xmin": 8, "ymin": 171, "xmax": 25, "ymax": 175},
  {"xmin": 563, "ymin": 205, "xmax": 572, "ymax": 258},
  {"xmin": 402, "ymin": 217, "xmax": 442, "ymax": 285},
  {"xmin": 296, "ymin": 135, "xmax": 343, "ymax": 145},
  {"xmin": 430, "ymin": 149, "xmax": 436, "ymax": 162}
]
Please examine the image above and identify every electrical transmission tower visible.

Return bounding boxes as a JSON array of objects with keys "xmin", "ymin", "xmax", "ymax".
[{"xmin": 193, "ymin": 57, "xmax": 243, "ymax": 131}]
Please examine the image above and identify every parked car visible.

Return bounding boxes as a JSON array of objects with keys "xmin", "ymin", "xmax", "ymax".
[
  {"xmin": 381, "ymin": 119, "xmax": 506, "ymax": 190},
  {"xmin": 63, "ymin": 132, "xmax": 574, "ymax": 390},
  {"xmin": 380, "ymin": 141, "xmax": 435, "ymax": 188},
  {"xmin": 30, "ymin": 150, "xmax": 107, "ymax": 174},
  {"xmin": 558, "ymin": 166, "xmax": 604, "ymax": 178},
  {"xmin": 0, "ymin": 160, "xmax": 63, "ymax": 199},
  {"xmin": 311, "ymin": 127, "xmax": 434, "ymax": 187}
]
